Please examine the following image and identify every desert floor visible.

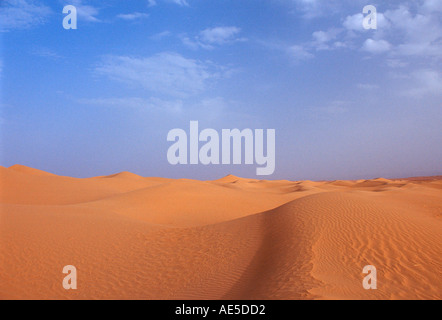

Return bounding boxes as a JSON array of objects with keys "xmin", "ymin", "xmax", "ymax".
[{"xmin": 0, "ymin": 164, "xmax": 441, "ymax": 300}]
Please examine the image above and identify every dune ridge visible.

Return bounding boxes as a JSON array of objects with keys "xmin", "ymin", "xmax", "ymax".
[{"xmin": 0, "ymin": 165, "xmax": 441, "ymax": 299}]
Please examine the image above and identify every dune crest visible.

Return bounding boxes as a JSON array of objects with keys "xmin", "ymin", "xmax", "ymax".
[
  {"xmin": 0, "ymin": 166, "xmax": 441, "ymax": 300},
  {"xmin": 99, "ymin": 171, "xmax": 144, "ymax": 179},
  {"xmin": 8, "ymin": 164, "xmax": 56, "ymax": 176}
]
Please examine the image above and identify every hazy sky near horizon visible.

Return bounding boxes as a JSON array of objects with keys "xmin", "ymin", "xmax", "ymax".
[{"xmin": 1, "ymin": 0, "xmax": 441, "ymax": 180}]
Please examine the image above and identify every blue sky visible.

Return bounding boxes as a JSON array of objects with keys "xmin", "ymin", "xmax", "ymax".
[{"xmin": 0, "ymin": 0, "xmax": 441, "ymax": 180}]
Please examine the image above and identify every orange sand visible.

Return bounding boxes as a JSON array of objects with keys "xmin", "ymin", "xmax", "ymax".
[{"xmin": 0, "ymin": 165, "xmax": 441, "ymax": 300}]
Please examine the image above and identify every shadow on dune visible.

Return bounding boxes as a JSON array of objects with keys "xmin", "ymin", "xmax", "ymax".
[{"xmin": 222, "ymin": 200, "xmax": 323, "ymax": 300}]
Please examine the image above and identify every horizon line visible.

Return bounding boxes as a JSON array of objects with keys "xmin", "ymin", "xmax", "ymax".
[{"xmin": 3, "ymin": 164, "xmax": 442, "ymax": 183}]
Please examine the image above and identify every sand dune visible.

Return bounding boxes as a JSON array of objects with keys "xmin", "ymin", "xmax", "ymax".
[{"xmin": 0, "ymin": 165, "xmax": 441, "ymax": 300}]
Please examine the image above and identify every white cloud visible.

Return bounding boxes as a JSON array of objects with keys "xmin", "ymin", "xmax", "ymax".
[
  {"xmin": 69, "ymin": 0, "xmax": 100, "ymax": 22},
  {"xmin": 313, "ymin": 30, "xmax": 335, "ymax": 43},
  {"xmin": 384, "ymin": 5, "xmax": 442, "ymax": 57},
  {"xmin": 200, "ymin": 27, "xmax": 242, "ymax": 45},
  {"xmin": 288, "ymin": 0, "xmax": 371, "ymax": 19},
  {"xmin": 150, "ymin": 30, "xmax": 171, "ymax": 40},
  {"xmin": 333, "ymin": 41, "xmax": 348, "ymax": 49},
  {"xmin": 312, "ymin": 28, "xmax": 342, "ymax": 50},
  {"xmin": 181, "ymin": 36, "xmax": 213, "ymax": 50},
  {"xmin": 386, "ymin": 59, "xmax": 408, "ymax": 68},
  {"xmin": 0, "ymin": 0, "xmax": 52, "ymax": 32},
  {"xmin": 362, "ymin": 39, "xmax": 391, "ymax": 54},
  {"xmin": 261, "ymin": 40, "xmax": 315, "ymax": 65},
  {"xmin": 147, "ymin": 0, "xmax": 188, "ymax": 6},
  {"xmin": 288, "ymin": 45, "xmax": 314, "ymax": 62},
  {"xmin": 278, "ymin": 1, "xmax": 441, "ymax": 69},
  {"xmin": 95, "ymin": 52, "xmax": 220, "ymax": 97},
  {"xmin": 291, "ymin": 0, "xmax": 323, "ymax": 18},
  {"xmin": 340, "ymin": 4, "xmax": 442, "ymax": 58},
  {"xmin": 336, "ymin": 3, "xmax": 442, "ymax": 58},
  {"xmin": 182, "ymin": 26, "xmax": 244, "ymax": 50},
  {"xmin": 405, "ymin": 69, "xmax": 442, "ymax": 97},
  {"xmin": 343, "ymin": 13, "xmax": 365, "ymax": 32},
  {"xmin": 420, "ymin": 0, "xmax": 442, "ymax": 13},
  {"xmin": 168, "ymin": 0, "xmax": 188, "ymax": 6},
  {"xmin": 343, "ymin": 12, "xmax": 389, "ymax": 32},
  {"xmin": 117, "ymin": 12, "xmax": 149, "ymax": 20}
]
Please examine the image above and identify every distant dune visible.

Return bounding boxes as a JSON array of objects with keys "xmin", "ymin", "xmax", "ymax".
[{"xmin": 0, "ymin": 165, "xmax": 441, "ymax": 300}]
